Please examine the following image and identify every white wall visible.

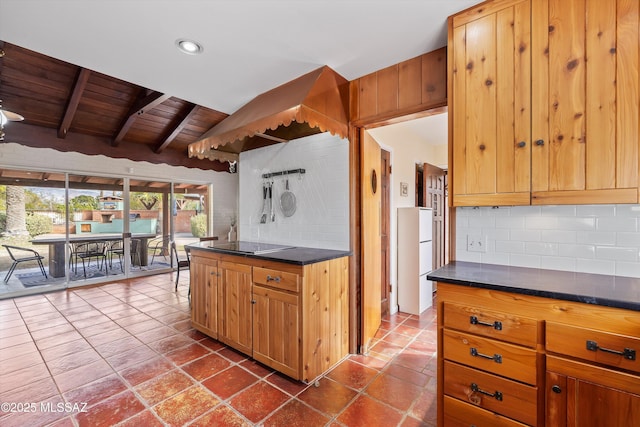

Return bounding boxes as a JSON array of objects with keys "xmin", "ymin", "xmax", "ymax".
[
  {"xmin": 0, "ymin": 142, "xmax": 238, "ymax": 238},
  {"xmin": 456, "ymin": 205, "xmax": 640, "ymax": 278},
  {"xmin": 238, "ymin": 133, "xmax": 349, "ymax": 250}
]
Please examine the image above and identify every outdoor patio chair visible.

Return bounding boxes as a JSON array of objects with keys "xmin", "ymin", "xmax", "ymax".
[
  {"xmin": 3, "ymin": 244, "xmax": 48, "ymax": 282},
  {"xmin": 75, "ymin": 241, "xmax": 108, "ymax": 278},
  {"xmin": 171, "ymin": 241, "xmax": 190, "ymax": 292},
  {"xmin": 148, "ymin": 235, "xmax": 169, "ymax": 265}
]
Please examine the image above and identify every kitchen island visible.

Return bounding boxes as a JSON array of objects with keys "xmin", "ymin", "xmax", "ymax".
[
  {"xmin": 428, "ymin": 262, "xmax": 640, "ymax": 426},
  {"xmin": 187, "ymin": 241, "xmax": 351, "ymax": 383}
]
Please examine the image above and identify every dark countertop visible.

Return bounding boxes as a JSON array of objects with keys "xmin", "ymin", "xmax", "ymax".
[
  {"xmin": 187, "ymin": 241, "xmax": 351, "ymax": 266},
  {"xmin": 427, "ymin": 261, "xmax": 640, "ymax": 312}
]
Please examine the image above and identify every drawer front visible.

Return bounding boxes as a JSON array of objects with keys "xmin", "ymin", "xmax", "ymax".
[
  {"xmin": 547, "ymin": 322, "xmax": 640, "ymax": 374},
  {"xmin": 443, "ymin": 329, "xmax": 538, "ymax": 385},
  {"xmin": 253, "ymin": 267, "xmax": 300, "ymax": 293},
  {"xmin": 444, "ymin": 302, "xmax": 539, "ymax": 348},
  {"xmin": 444, "ymin": 395, "xmax": 530, "ymax": 427},
  {"xmin": 444, "ymin": 361, "xmax": 538, "ymax": 426}
]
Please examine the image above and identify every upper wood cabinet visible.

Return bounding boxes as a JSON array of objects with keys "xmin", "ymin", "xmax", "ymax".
[
  {"xmin": 449, "ymin": 0, "xmax": 640, "ymax": 206},
  {"xmin": 531, "ymin": 0, "xmax": 639, "ymax": 205},
  {"xmin": 450, "ymin": 0, "xmax": 532, "ymax": 206}
]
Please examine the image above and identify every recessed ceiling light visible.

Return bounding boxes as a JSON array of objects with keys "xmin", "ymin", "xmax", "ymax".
[{"xmin": 175, "ymin": 38, "xmax": 203, "ymax": 55}]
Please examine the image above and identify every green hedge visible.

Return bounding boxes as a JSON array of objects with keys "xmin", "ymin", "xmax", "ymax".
[
  {"xmin": 26, "ymin": 213, "xmax": 53, "ymax": 237},
  {"xmin": 190, "ymin": 214, "xmax": 207, "ymax": 237}
]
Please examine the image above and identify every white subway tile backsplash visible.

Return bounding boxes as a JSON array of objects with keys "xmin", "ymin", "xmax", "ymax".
[
  {"xmin": 617, "ymin": 232, "xmax": 640, "ymax": 246},
  {"xmin": 540, "ymin": 230, "xmax": 576, "ymax": 243},
  {"xmin": 495, "ymin": 240, "xmax": 525, "ymax": 253},
  {"xmin": 615, "ymin": 261, "xmax": 640, "ymax": 278},
  {"xmin": 510, "ymin": 229, "xmax": 541, "ymax": 242},
  {"xmin": 540, "ymin": 256, "xmax": 576, "ymax": 272},
  {"xmin": 510, "ymin": 254, "xmax": 541, "ymax": 268},
  {"xmin": 596, "ymin": 217, "xmax": 638, "ymax": 232},
  {"xmin": 456, "ymin": 205, "xmax": 640, "ymax": 278},
  {"xmin": 525, "ymin": 216, "xmax": 558, "ymax": 230},
  {"xmin": 576, "ymin": 258, "xmax": 616, "ymax": 275},
  {"xmin": 576, "ymin": 231, "xmax": 616, "ymax": 246},
  {"xmin": 525, "ymin": 242, "xmax": 558, "ymax": 256},
  {"xmin": 495, "ymin": 216, "xmax": 525, "ymax": 229},
  {"xmin": 558, "ymin": 244, "xmax": 596, "ymax": 259},
  {"xmin": 557, "ymin": 217, "xmax": 596, "ymax": 231},
  {"xmin": 541, "ymin": 205, "xmax": 577, "ymax": 216},
  {"xmin": 576, "ymin": 205, "xmax": 616, "ymax": 217},
  {"xmin": 596, "ymin": 246, "xmax": 638, "ymax": 262},
  {"xmin": 614, "ymin": 205, "xmax": 640, "ymax": 217},
  {"xmin": 239, "ymin": 134, "xmax": 349, "ymax": 250}
]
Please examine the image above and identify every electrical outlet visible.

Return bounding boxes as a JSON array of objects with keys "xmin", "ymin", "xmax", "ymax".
[{"xmin": 467, "ymin": 234, "xmax": 487, "ymax": 253}]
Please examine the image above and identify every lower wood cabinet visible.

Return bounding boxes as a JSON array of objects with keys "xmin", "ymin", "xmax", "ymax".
[
  {"xmin": 252, "ymin": 284, "xmax": 300, "ymax": 379},
  {"xmin": 189, "ymin": 254, "xmax": 218, "ymax": 338},
  {"xmin": 437, "ymin": 282, "xmax": 639, "ymax": 427},
  {"xmin": 189, "ymin": 248, "xmax": 349, "ymax": 383},
  {"xmin": 546, "ymin": 357, "xmax": 640, "ymax": 427},
  {"xmin": 218, "ymin": 261, "xmax": 253, "ymax": 355}
]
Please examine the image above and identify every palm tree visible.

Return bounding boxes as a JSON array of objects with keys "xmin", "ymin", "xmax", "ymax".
[{"xmin": 3, "ymin": 185, "xmax": 28, "ymax": 237}]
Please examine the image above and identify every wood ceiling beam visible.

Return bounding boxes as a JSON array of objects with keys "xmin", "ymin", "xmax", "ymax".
[
  {"xmin": 112, "ymin": 90, "xmax": 171, "ymax": 146},
  {"xmin": 6, "ymin": 122, "xmax": 230, "ymax": 171},
  {"xmin": 58, "ymin": 68, "xmax": 91, "ymax": 138},
  {"xmin": 154, "ymin": 104, "xmax": 199, "ymax": 153},
  {"xmin": 0, "ymin": 41, "xmax": 5, "ymax": 78}
]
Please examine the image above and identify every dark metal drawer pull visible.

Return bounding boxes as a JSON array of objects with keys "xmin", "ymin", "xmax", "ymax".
[
  {"xmin": 266, "ymin": 275, "xmax": 281, "ymax": 283},
  {"xmin": 586, "ymin": 340, "xmax": 636, "ymax": 360},
  {"xmin": 471, "ymin": 383, "xmax": 503, "ymax": 401},
  {"xmin": 470, "ymin": 347, "xmax": 502, "ymax": 363},
  {"xmin": 470, "ymin": 316, "xmax": 502, "ymax": 330}
]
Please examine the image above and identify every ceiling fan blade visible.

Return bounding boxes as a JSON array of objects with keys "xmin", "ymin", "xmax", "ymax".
[{"xmin": 1, "ymin": 110, "xmax": 25, "ymax": 121}]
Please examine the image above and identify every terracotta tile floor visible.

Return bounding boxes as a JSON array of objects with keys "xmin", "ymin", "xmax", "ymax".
[{"xmin": 0, "ymin": 274, "xmax": 437, "ymax": 426}]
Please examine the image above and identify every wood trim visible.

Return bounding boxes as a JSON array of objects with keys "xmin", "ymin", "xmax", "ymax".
[
  {"xmin": 532, "ymin": 188, "xmax": 638, "ymax": 205},
  {"xmin": 348, "ymin": 124, "xmax": 361, "ymax": 354},
  {"xmin": 451, "ymin": 0, "xmax": 528, "ymax": 27},
  {"xmin": 453, "ymin": 192, "xmax": 531, "ymax": 206},
  {"xmin": 6, "ymin": 122, "xmax": 228, "ymax": 171}
]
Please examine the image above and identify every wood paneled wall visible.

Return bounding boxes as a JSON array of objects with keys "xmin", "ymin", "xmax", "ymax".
[{"xmin": 350, "ymin": 47, "xmax": 448, "ymax": 126}]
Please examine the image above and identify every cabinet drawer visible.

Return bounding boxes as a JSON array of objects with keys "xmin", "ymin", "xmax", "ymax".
[
  {"xmin": 443, "ymin": 329, "xmax": 538, "ymax": 385},
  {"xmin": 444, "ymin": 361, "xmax": 538, "ymax": 426},
  {"xmin": 444, "ymin": 302, "xmax": 539, "ymax": 348},
  {"xmin": 546, "ymin": 322, "xmax": 640, "ymax": 374},
  {"xmin": 253, "ymin": 267, "xmax": 299, "ymax": 293},
  {"xmin": 444, "ymin": 395, "xmax": 530, "ymax": 427}
]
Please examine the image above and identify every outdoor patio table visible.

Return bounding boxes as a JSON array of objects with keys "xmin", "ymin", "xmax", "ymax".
[{"xmin": 31, "ymin": 233, "xmax": 157, "ymax": 278}]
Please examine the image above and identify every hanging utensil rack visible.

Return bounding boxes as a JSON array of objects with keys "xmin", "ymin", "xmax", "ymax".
[{"xmin": 262, "ymin": 168, "xmax": 306, "ymax": 179}]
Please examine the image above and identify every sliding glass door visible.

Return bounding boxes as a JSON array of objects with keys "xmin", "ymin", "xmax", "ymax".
[{"xmin": 0, "ymin": 166, "xmax": 211, "ymax": 299}]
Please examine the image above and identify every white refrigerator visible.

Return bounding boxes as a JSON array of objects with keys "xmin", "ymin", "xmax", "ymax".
[{"xmin": 397, "ymin": 207, "xmax": 433, "ymax": 315}]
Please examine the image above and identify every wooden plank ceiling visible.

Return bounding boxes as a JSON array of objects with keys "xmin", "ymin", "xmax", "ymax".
[{"xmin": 0, "ymin": 41, "xmax": 231, "ymax": 172}]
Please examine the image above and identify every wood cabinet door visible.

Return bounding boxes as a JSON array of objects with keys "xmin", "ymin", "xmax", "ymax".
[
  {"xmin": 218, "ymin": 261, "xmax": 252, "ymax": 355},
  {"xmin": 252, "ymin": 285, "xmax": 300, "ymax": 380},
  {"xmin": 190, "ymin": 256, "xmax": 218, "ymax": 338},
  {"xmin": 449, "ymin": 0, "xmax": 531, "ymax": 206},
  {"xmin": 547, "ymin": 356, "xmax": 640, "ymax": 426},
  {"xmin": 531, "ymin": 0, "xmax": 639, "ymax": 204}
]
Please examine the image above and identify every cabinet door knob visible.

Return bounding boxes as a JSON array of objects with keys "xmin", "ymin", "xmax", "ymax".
[
  {"xmin": 517, "ymin": 141, "xmax": 526, "ymax": 148},
  {"xmin": 535, "ymin": 139, "xmax": 545, "ymax": 146},
  {"xmin": 251, "ymin": 300, "xmax": 256, "ymax": 304},
  {"xmin": 552, "ymin": 385, "xmax": 562, "ymax": 394}
]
